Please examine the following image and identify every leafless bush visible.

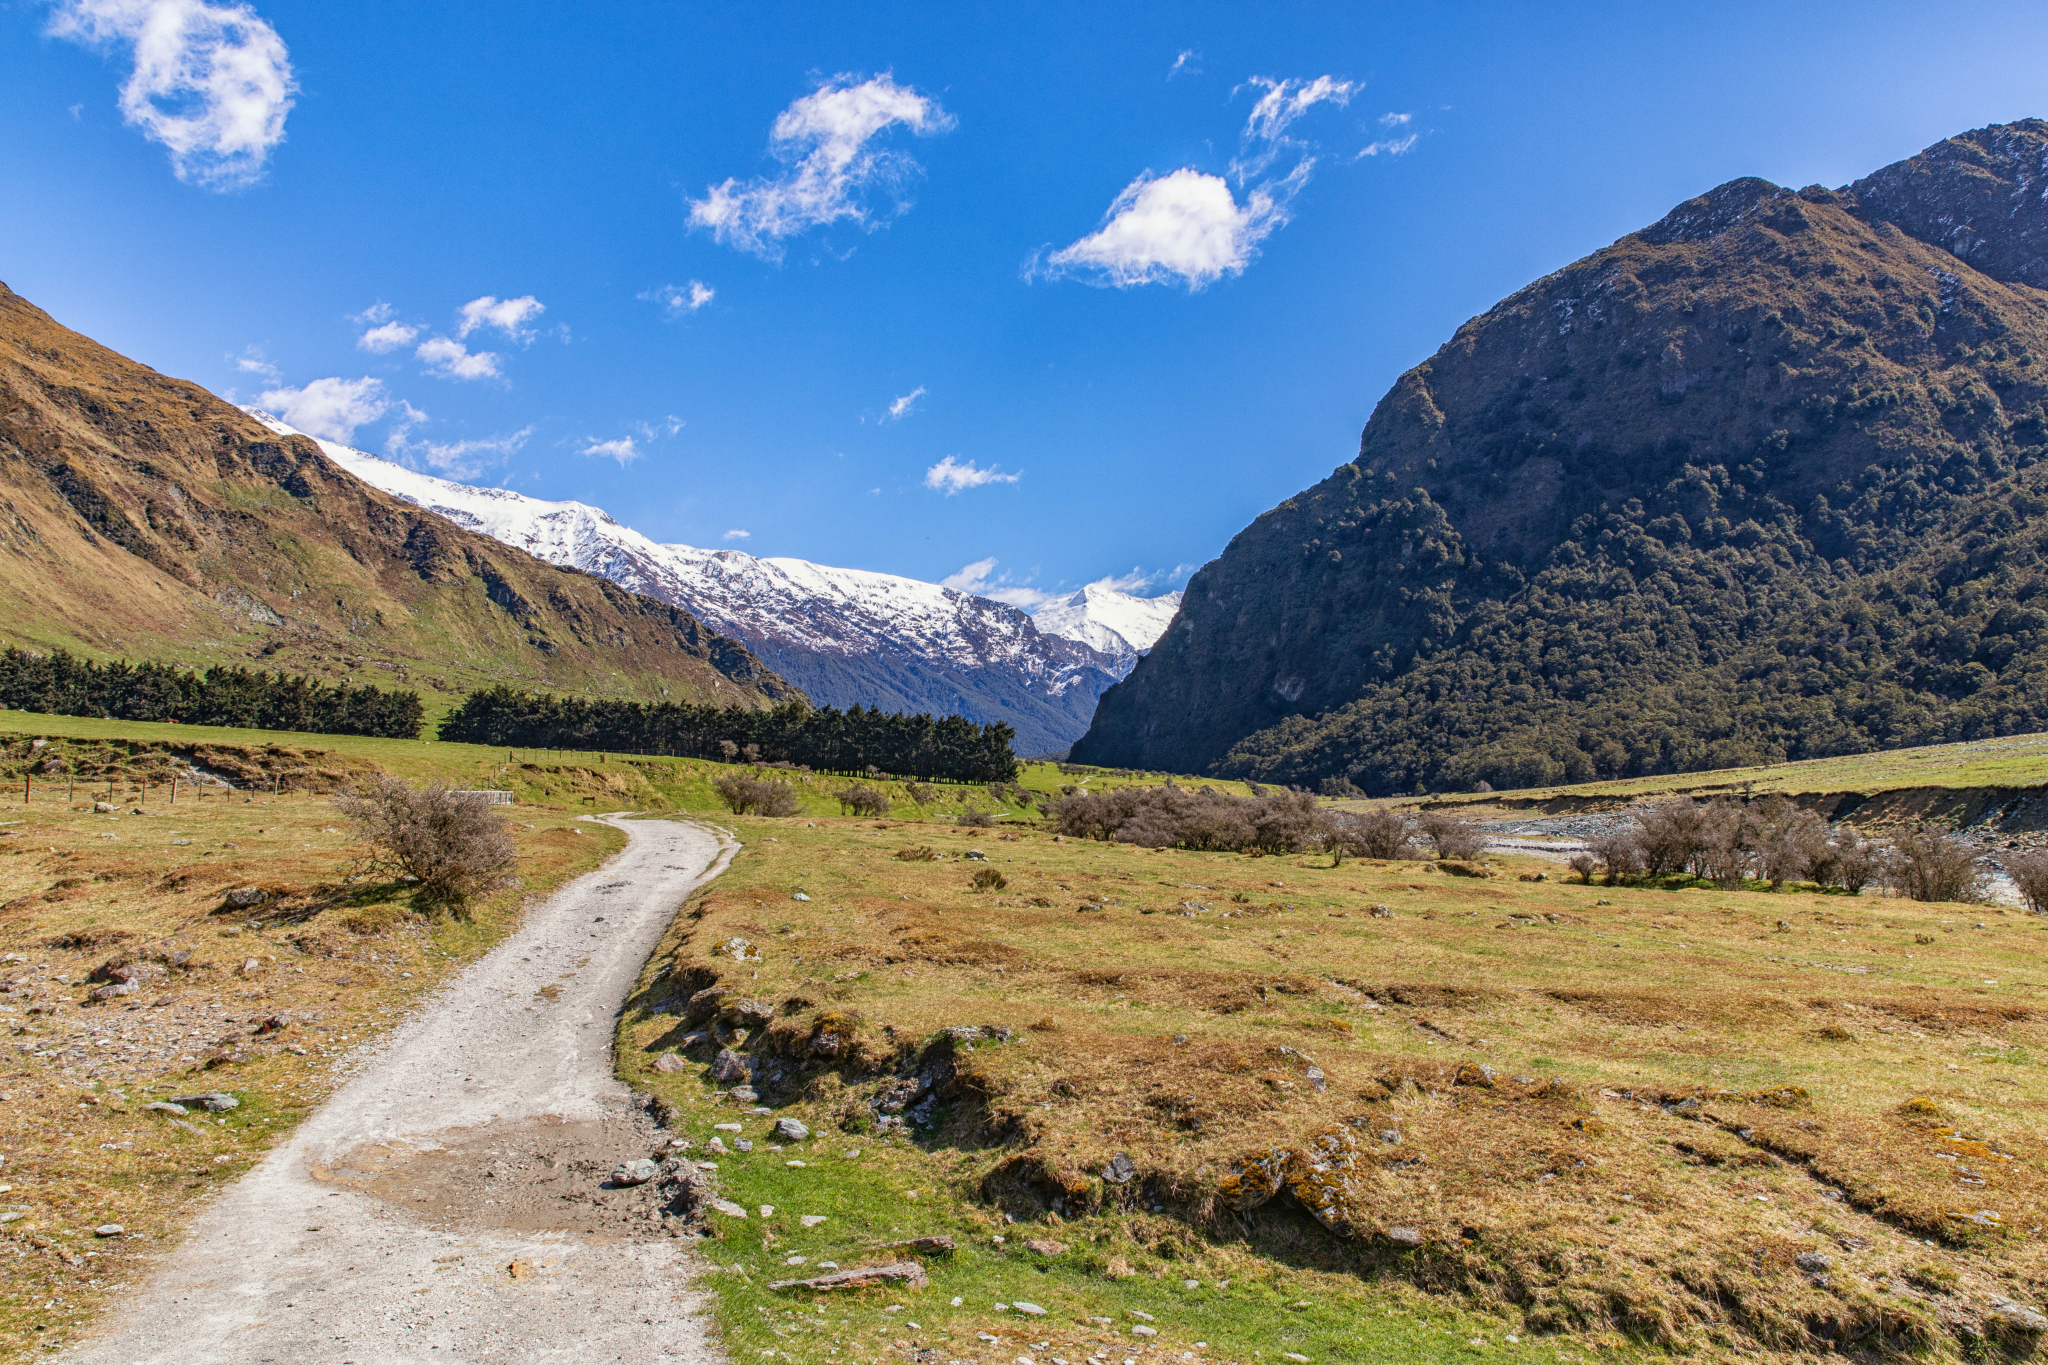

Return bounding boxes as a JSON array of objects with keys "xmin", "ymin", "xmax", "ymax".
[
  {"xmin": 1635, "ymin": 799, "xmax": 1710, "ymax": 876},
  {"xmin": 712, "ymin": 774, "xmax": 800, "ymax": 816},
  {"xmin": 959, "ymin": 809, "xmax": 995, "ymax": 828},
  {"xmin": 2006, "ymin": 849, "xmax": 2048, "ymax": 914},
  {"xmin": 1418, "ymin": 812, "xmax": 1484, "ymax": 860},
  {"xmin": 834, "ymin": 783, "xmax": 891, "ymax": 817},
  {"xmin": 1885, "ymin": 827, "xmax": 1985, "ymax": 903},
  {"xmin": 717, "ymin": 739, "xmax": 739, "ymax": 761},
  {"xmin": 1757, "ymin": 802, "xmax": 1830, "ymax": 888},
  {"xmin": 334, "ymin": 776, "xmax": 514, "ymax": 910},
  {"xmin": 970, "ymin": 867, "xmax": 1007, "ymax": 891},
  {"xmin": 1057, "ymin": 784, "xmax": 1328, "ymax": 855},
  {"xmin": 1568, "ymin": 852, "xmax": 1598, "ymax": 883},
  {"xmin": 1588, "ymin": 828, "xmax": 1639, "ymax": 884},
  {"xmin": 1340, "ymin": 807, "xmax": 1415, "ymax": 860},
  {"xmin": 1821, "ymin": 828, "xmax": 1880, "ymax": 893},
  {"xmin": 903, "ymin": 782, "xmax": 938, "ymax": 807}
]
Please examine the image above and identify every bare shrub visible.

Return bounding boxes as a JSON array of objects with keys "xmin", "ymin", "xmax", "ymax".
[
  {"xmin": 717, "ymin": 739, "xmax": 739, "ymax": 761},
  {"xmin": 894, "ymin": 845, "xmax": 937, "ymax": 862},
  {"xmin": 1418, "ymin": 812, "xmax": 1484, "ymax": 860},
  {"xmin": 1634, "ymin": 800, "xmax": 1709, "ymax": 876},
  {"xmin": 1885, "ymin": 827, "xmax": 1985, "ymax": 903},
  {"xmin": 2006, "ymin": 849, "xmax": 2048, "ymax": 915},
  {"xmin": 713, "ymin": 774, "xmax": 800, "ymax": 816},
  {"xmin": 1343, "ymin": 807, "xmax": 1415, "ymax": 860},
  {"xmin": 1821, "ymin": 828, "xmax": 1880, "ymax": 894},
  {"xmin": 834, "ymin": 783, "xmax": 891, "ymax": 817},
  {"xmin": 1588, "ymin": 828, "xmax": 1639, "ymax": 884},
  {"xmin": 334, "ymin": 776, "xmax": 514, "ymax": 909},
  {"xmin": 1757, "ymin": 801, "xmax": 1830, "ymax": 888},
  {"xmin": 903, "ymin": 782, "xmax": 938, "ymax": 807},
  {"xmin": 1568, "ymin": 852, "xmax": 1598, "ymax": 883},
  {"xmin": 1057, "ymin": 785, "xmax": 1328, "ymax": 855},
  {"xmin": 959, "ymin": 809, "xmax": 995, "ymax": 829},
  {"xmin": 970, "ymin": 867, "xmax": 1007, "ymax": 891}
]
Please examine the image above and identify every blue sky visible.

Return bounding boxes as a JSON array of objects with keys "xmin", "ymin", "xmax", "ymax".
[{"xmin": 5, "ymin": 2, "xmax": 2048, "ymax": 608}]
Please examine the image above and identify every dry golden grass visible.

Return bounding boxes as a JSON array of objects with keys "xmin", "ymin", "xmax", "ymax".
[
  {"xmin": 624, "ymin": 816, "xmax": 2048, "ymax": 1362},
  {"xmin": 0, "ymin": 758, "xmax": 619, "ymax": 1359}
]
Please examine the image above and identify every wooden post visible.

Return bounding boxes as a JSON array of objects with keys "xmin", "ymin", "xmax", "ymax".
[{"xmin": 22, "ymin": 775, "xmax": 28, "ymax": 805}]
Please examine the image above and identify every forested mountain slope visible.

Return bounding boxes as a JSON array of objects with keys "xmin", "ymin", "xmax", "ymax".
[
  {"xmin": 0, "ymin": 283, "xmax": 793, "ymax": 712},
  {"xmin": 1076, "ymin": 120, "xmax": 2048, "ymax": 793}
]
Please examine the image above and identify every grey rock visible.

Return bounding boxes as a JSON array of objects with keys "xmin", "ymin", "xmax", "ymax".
[
  {"xmin": 773, "ymin": 1118, "xmax": 811, "ymax": 1142},
  {"xmin": 168, "ymin": 1092, "xmax": 238, "ymax": 1112},
  {"xmin": 709, "ymin": 1048, "xmax": 750, "ymax": 1083},
  {"xmin": 93, "ymin": 1224, "xmax": 123, "ymax": 1237},
  {"xmin": 729, "ymin": 1086, "xmax": 760, "ymax": 1103},
  {"xmin": 1128, "ymin": 1310, "xmax": 1155, "ymax": 1322},
  {"xmin": 768, "ymin": 1261, "xmax": 927, "ymax": 1292},
  {"xmin": 1386, "ymin": 1226, "xmax": 1425, "ymax": 1247},
  {"xmin": 705, "ymin": 1136, "xmax": 729, "ymax": 1155},
  {"xmin": 734, "ymin": 1138, "xmax": 754, "ymax": 1153},
  {"xmin": 611, "ymin": 1158, "xmax": 659, "ymax": 1186},
  {"xmin": 1989, "ymin": 1299, "xmax": 2048, "ymax": 1333},
  {"xmin": 651, "ymin": 1053, "xmax": 685, "ymax": 1073},
  {"xmin": 146, "ymin": 1101, "xmax": 189, "ymax": 1116},
  {"xmin": 1131, "ymin": 1325, "xmax": 1158, "ymax": 1337},
  {"xmin": 221, "ymin": 887, "xmax": 269, "ymax": 908},
  {"xmin": 708, "ymin": 1199, "xmax": 748, "ymax": 1218},
  {"xmin": 1103, "ymin": 1152, "xmax": 1137, "ymax": 1184},
  {"xmin": 965, "ymin": 850, "xmax": 988, "ymax": 861},
  {"xmin": 1795, "ymin": 1251, "xmax": 1831, "ymax": 1273},
  {"xmin": 89, "ymin": 981, "xmax": 139, "ymax": 1001},
  {"xmin": 1305, "ymin": 1066, "xmax": 1327, "ymax": 1092},
  {"xmin": 1379, "ymin": 1129, "xmax": 1401, "ymax": 1145},
  {"xmin": 791, "ymin": 892, "xmax": 811, "ymax": 902},
  {"xmin": 1011, "ymin": 1302, "xmax": 1047, "ymax": 1316}
]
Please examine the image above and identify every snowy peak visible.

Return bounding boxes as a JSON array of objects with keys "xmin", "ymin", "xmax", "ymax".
[{"xmin": 1033, "ymin": 582, "xmax": 1182, "ymax": 664}]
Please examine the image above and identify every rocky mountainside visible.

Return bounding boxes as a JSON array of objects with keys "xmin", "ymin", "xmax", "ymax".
[
  {"xmin": 244, "ymin": 418, "xmax": 1175, "ymax": 757},
  {"xmin": 0, "ymin": 283, "xmax": 793, "ymax": 714},
  {"xmin": 1077, "ymin": 119, "xmax": 2048, "ymax": 792}
]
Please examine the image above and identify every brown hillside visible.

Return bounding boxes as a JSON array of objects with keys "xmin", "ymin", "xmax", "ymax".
[{"xmin": 0, "ymin": 281, "xmax": 796, "ymax": 712}]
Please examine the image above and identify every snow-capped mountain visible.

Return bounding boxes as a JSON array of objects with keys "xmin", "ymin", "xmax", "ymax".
[
  {"xmin": 1031, "ymin": 582, "xmax": 1182, "ymax": 674},
  {"xmin": 244, "ymin": 412, "xmax": 1179, "ymax": 756}
]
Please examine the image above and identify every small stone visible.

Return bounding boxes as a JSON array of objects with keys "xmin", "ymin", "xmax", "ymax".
[
  {"xmin": 1103, "ymin": 1152, "xmax": 1137, "ymax": 1184},
  {"xmin": 965, "ymin": 850, "xmax": 988, "ymax": 861},
  {"xmin": 786, "ymin": 1160, "xmax": 807, "ymax": 1168},
  {"xmin": 1128, "ymin": 1311, "xmax": 1155, "ymax": 1322},
  {"xmin": 1379, "ymin": 1129, "xmax": 1401, "ymax": 1145},
  {"xmin": 1795, "ymin": 1251, "xmax": 1831, "ymax": 1273},
  {"xmin": 1282, "ymin": 1354, "xmax": 1311, "ymax": 1363},
  {"xmin": 705, "ymin": 1137, "xmax": 729, "ymax": 1155},
  {"xmin": 1130, "ymin": 1325, "xmax": 1157, "ymax": 1337},
  {"xmin": 168, "ymin": 1092, "xmax": 238, "ymax": 1112},
  {"xmin": 773, "ymin": 1118, "xmax": 811, "ymax": 1141},
  {"xmin": 758, "ymin": 1204, "xmax": 774, "ymax": 1217},
  {"xmin": 801, "ymin": 1214, "xmax": 828, "ymax": 1227},
  {"xmin": 651, "ymin": 1053, "xmax": 685, "ymax": 1073},
  {"xmin": 611, "ymin": 1158, "xmax": 659, "ymax": 1186},
  {"xmin": 708, "ymin": 1199, "xmax": 747, "ymax": 1218},
  {"xmin": 1386, "ymin": 1226, "xmax": 1424, "ymax": 1247},
  {"xmin": 1012, "ymin": 1302, "xmax": 1047, "ymax": 1316},
  {"xmin": 93, "ymin": 801, "xmax": 115, "ymax": 814},
  {"xmin": 1305, "ymin": 1067, "xmax": 1326, "ymax": 1092},
  {"xmin": 713, "ymin": 1122, "xmax": 743, "ymax": 1133},
  {"xmin": 1988, "ymin": 1299, "xmax": 2048, "ymax": 1333},
  {"xmin": 745, "ymin": 1105, "xmax": 772, "ymax": 1116},
  {"xmin": 221, "ymin": 887, "xmax": 269, "ymax": 908},
  {"xmin": 146, "ymin": 1101, "xmax": 189, "ymax": 1116},
  {"xmin": 729, "ymin": 1086, "xmax": 760, "ymax": 1104},
  {"xmin": 709, "ymin": 1049, "xmax": 750, "ymax": 1083},
  {"xmin": 842, "ymin": 1148, "xmax": 861, "ymax": 1159},
  {"xmin": 734, "ymin": 1138, "xmax": 753, "ymax": 1152},
  {"xmin": 791, "ymin": 892, "xmax": 811, "ymax": 902},
  {"xmin": 1023, "ymin": 1238, "xmax": 1066, "ymax": 1256},
  {"xmin": 92, "ymin": 1224, "xmax": 123, "ymax": 1237}
]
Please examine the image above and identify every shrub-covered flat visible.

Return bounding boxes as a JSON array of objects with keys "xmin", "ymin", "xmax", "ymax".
[{"xmin": 625, "ymin": 813, "xmax": 2048, "ymax": 1363}]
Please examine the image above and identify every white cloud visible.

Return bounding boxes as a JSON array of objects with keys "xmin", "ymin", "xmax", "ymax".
[
  {"xmin": 689, "ymin": 74, "xmax": 954, "ymax": 260},
  {"xmin": 1168, "ymin": 49, "xmax": 1200, "ymax": 79},
  {"xmin": 722, "ymin": 528, "xmax": 751, "ymax": 541},
  {"xmin": 386, "ymin": 424, "xmax": 531, "ymax": 480},
  {"xmin": 358, "ymin": 320, "xmax": 418, "ymax": 353},
  {"xmin": 353, "ymin": 301, "xmax": 395, "ymax": 324},
  {"xmin": 1357, "ymin": 133, "xmax": 1418, "ymax": 158},
  {"xmin": 923, "ymin": 455, "xmax": 1019, "ymax": 494},
  {"xmin": 581, "ymin": 437, "xmax": 639, "ymax": 466},
  {"xmin": 257, "ymin": 375, "xmax": 386, "ymax": 442},
  {"xmin": 1041, "ymin": 72, "xmax": 1353, "ymax": 291},
  {"xmin": 987, "ymin": 585, "xmax": 1061, "ymax": 610},
  {"xmin": 415, "ymin": 336, "xmax": 501, "ymax": 381},
  {"xmin": 940, "ymin": 556, "xmax": 1000, "ymax": 593},
  {"xmin": 49, "ymin": 0, "xmax": 296, "ymax": 190},
  {"xmin": 1042, "ymin": 168, "xmax": 1282, "ymax": 290},
  {"xmin": 229, "ymin": 345, "xmax": 279, "ymax": 380},
  {"xmin": 885, "ymin": 386, "xmax": 926, "ymax": 421},
  {"xmin": 456, "ymin": 294, "xmax": 545, "ymax": 340},
  {"xmin": 1380, "ymin": 111, "xmax": 1412, "ymax": 127},
  {"xmin": 642, "ymin": 281, "xmax": 714, "ymax": 317}
]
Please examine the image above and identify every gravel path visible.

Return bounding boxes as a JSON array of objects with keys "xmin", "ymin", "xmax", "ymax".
[{"xmin": 62, "ymin": 815, "xmax": 734, "ymax": 1365}]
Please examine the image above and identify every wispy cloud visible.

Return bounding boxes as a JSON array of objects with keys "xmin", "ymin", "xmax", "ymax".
[
  {"xmin": 229, "ymin": 345, "xmax": 279, "ymax": 381},
  {"xmin": 940, "ymin": 556, "xmax": 1000, "ymax": 593},
  {"xmin": 689, "ymin": 74, "xmax": 954, "ymax": 260},
  {"xmin": 385, "ymin": 423, "xmax": 531, "ymax": 480},
  {"xmin": 1168, "ymin": 49, "xmax": 1200, "ymax": 79},
  {"xmin": 940, "ymin": 557, "xmax": 1058, "ymax": 608},
  {"xmin": 415, "ymin": 335, "xmax": 501, "ymax": 381},
  {"xmin": 1357, "ymin": 111, "xmax": 1419, "ymax": 158},
  {"xmin": 885, "ymin": 386, "xmax": 926, "ymax": 421},
  {"xmin": 722, "ymin": 528, "xmax": 751, "ymax": 541},
  {"xmin": 641, "ymin": 280, "xmax": 715, "ymax": 317},
  {"xmin": 924, "ymin": 455, "xmax": 1019, "ymax": 494},
  {"xmin": 257, "ymin": 375, "xmax": 386, "ymax": 443},
  {"xmin": 580, "ymin": 437, "xmax": 639, "ymax": 466},
  {"xmin": 48, "ymin": 0, "xmax": 296, "ymax": 189},
  {"xmin": 456, "ymin": 294, "xmax": 544, "ymax": 340},
  {"xmin": 1037, "ymin": 72, "xmax": 1353, "ymax": 291}
]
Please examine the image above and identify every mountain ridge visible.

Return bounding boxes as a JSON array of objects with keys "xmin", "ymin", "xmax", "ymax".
[
  {"xmin": 1076, "ymin": 118, "xmax": 2048, "ymax": 791},
  {"xmin": 243, "ymin": 415, "xmax": 1180, "ymax": 757}
]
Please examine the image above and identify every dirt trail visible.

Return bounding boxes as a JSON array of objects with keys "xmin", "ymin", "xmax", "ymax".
[{"xmin": 63, "ymin": 815, "xmax": 733, "ymax": 1365}]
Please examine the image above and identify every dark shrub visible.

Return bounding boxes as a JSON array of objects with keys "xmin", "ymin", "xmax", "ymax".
[
  {"xmin": 713, "ymin": 774, "xmax": 800, "ymax": 816},
  {"xmin": 894, "ymin": 845, "xmax": 937, "ymax": 861},
  {"xmin": 1319, "ymin": 775, "xmax": 1364, "ymax": 799},
  {"xmin": 1056, "ymin": 784, "xmax": 1328, "ymax": 854},
  {"xmin": 970, "ymin": 867, "xmax": 1007, "ymax": 891},
  {"xmin": 334, "ymin": 777, "xmax": 514, "ymax": 909},
  {"xmin": 959, "ymin": 809, "xmax": 995, "ymax": 828}
]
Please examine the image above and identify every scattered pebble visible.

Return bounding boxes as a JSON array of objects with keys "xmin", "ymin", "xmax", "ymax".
[
  {"xmin": 800, "ymin": 1215, "xmax": 828, "ymax": 1227},
  {"xmin": 93, "ymin": 1224, "xmax": 123, "ymax": 1237}
]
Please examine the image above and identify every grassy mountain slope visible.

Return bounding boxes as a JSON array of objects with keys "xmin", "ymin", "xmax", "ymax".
[
  {"xmin": 0, "ymin": 282, "xmax": 795, "ymax": 716},
  {"xmin": 1076, "ymin": 119, "xmax": 2048, "ymax": 793}
]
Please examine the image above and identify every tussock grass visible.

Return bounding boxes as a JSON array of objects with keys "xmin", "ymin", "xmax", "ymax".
[{"xmin": 622, "ymin": 816, "xmax": 2048, "ymax": 1363}]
